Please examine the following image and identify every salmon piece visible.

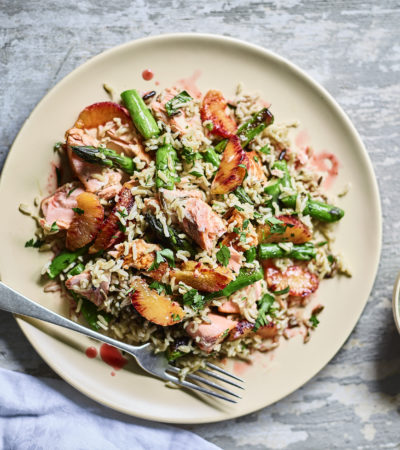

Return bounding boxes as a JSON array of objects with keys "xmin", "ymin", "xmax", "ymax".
[
  {"xmin": 66, "ymin": 128, "xmax": 123, "ymax": 199},
  {"xmin": 263, "ymin": 264, "xmax": 319, "ymax": 298},
  {"xmin": 227, "ymin": 246, "xmax": 242, "ymax": 273},
  {"xmin": 180, "ymin": 197, "xmax": 226, "ymax": 252},
  {"xmin": 220, "ymin": 208, "xmax": 258, "ymax": 251},
  {"xmin": 172, "ymin": 261, "xmax": 234, "ymax": 292},
  {"xmin": 40, "ymin": 182, "xmax": 85, "ymax": 230},
  {"xmin": 218, "ymin": 300, "xmax": 240, "ymax": 314},
  {"xmin": 150, "ymin": 87, "xmax": 202, "ymax": 136},
  {"xmin": 75, "ymin": 101, "xmax": 150, "ymax": 164},
  {"xmin": 246, "ymin": 151, "xmax": 267, "ymax": 183},
  {"xmin": 186, "ymin": 313, "xmax": 237, "ymax": 353},
  {"xmin": 109, "ymin": 239, "xmax": 161, "ymax": 270},
  {"xmin": 89, "ymin": 182, "xmax": 135, "ymax": 254},
  {"xmin": 201, "ymin": 90, "xmax": 237, "ymax": 138},
  {"xmin": 257, "ymin": 215, "xmax": 312, "ymax": 244},
  {"xmin": 65, "ymin": 271, "xmax": 110, "ymax": 306}
]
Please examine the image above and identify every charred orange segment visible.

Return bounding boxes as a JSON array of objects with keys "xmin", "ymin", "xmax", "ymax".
[
  {"xmin": 257, "ymin": 215, "xmax": 312, "ymax": 244},
  {"xmin": 256, "ymin": 322, "xmax": 278, "ymax": 339},
  {"xmin": 89, "ymin": 182, "xmax": 135, "ymax": 254},
  {"xmin": 74, "ymin": 102, "xmax": 132, "ymax": 129},
  {"xmin": 130, "ymin": 277, "xmax": 185, "ymax": 326},
  {"xmin": 66, "ymin": 192, "xmax": 104, "ymax": 251},
  {"xmin": 211, "ymin": 136, "xmax": 250, "ymax": 195},
  {"xmin": 228, "ymin": 320, "xmax": 254, "ymax": 341},
  {"xmin": 264, "ymin": 264, "xmax": 319, "ymax": 297},
  {"xmin": 200, "ymin": 90, "xmax": 237, "ymax": 138},
  {"xmin": 172, "ymin": 261, "xmax": 234, "ymax": 293}
]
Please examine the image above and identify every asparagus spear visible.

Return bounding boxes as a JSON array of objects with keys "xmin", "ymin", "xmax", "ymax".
[
  {"xmin": 155, "ymin": 144, "xmax": 180, "ymax": 190},
  {"xmin": 71, "ymin": 146, "xmax": 135, "ymax": 175},
  {"xmin": 213, "ymin": 107, "xmax": 274, "ymax": 152},
  {"xmin": 234, "ymin": 186, "xmax": 254, "ymax": 204},
  {"xmin": 244, "ymin": 246, "xmax": 257, "ymax": 263},
  {"xmin": 47, "ymin": 247, "xmax": 87, "ymax": 279},
  {"xmin": 237, "ymin": 108, "xmax": 274, "ymax": 147},
  {"xmin": 205, "ymin": 266, "xmax": 264, "ymax": 300},
  {"xmin": 258, "ymin": 242, "xmax": 316, "ymax": 261},
  {"xmin": 66, "ymin": 264, "xmax": 111, "ymax": 331},
  {"xmin": 121, "ymin": 89, "xmax": 160, "ymax": 139},
  {"xmin": 145, "ymin": 212, "xmax": 196, "ymax": 256},
  {"xmin": 202, "ymin": 147, "xmax": 221, "ymax": 167},
  {"xmin": 267, "ymin": 160, "xmax": 345, "ymax": 223}
]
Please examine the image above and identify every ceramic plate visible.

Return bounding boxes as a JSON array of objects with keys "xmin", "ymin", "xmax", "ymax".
[{"xmin": 0, "ymin": 34, "xmax": 381, "ymax": 423}]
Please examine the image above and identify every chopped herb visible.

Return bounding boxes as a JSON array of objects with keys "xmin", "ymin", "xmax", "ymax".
[
  {"xmin": 259, "ymin": 144, "xmax": 271, "ymax": 155},
  {"xmin": 165, "ymin": 90, "xmax": 192, "ymax": 116},
  {"xmin": 267, "ymin": 216, "xmax": 286, "ymax": 234},
  {"xmin": 254, "ymin": 293, "xmax": 275, "ymax": 331},
  {"xmin": 239, "ymin": 232, "xmax": 247, "ymax": 243},
  {"xmin": 254, "ymin": 156, "xmax": 259, "ymax": 163},
  {"xmin": 205, "ymin": 122, "xmax": 214, "ymax": 131},
  {"xmin": 53, "ymin": 141, "xmax": 63, "ymax": 152},
  {"xmin": 253, "ymin": 211, "xmax": 263, "ymax": 219},
  {"xmin": 309, "ymin": 314, "xmax": 320, "ymax": 328},
  {"xmin": 118, "ymin": 222, "xmax": 127, "ymax": 233},
  {"xmin": 273, "ymin": 286, "xmax": 290, "ymax": 295},
  {"xmin": 148, "ymin": 248, "xmax": 175, "ymax": 271},
  {"xmin": 238, "ymin": 163, "xmax": 248, "ymax": 179},
  {"xmin": 221, "ymin": 328, "xmax": 230, "ymax": 339},
  {"xmin": 25, "ymin": 238, "xmax": 44, "ymax": 248},
  {"xmin": 233, "ymin": 227, "xmax": 241, "ymax": 234},
  {"xmin": 189, "ymin": 171, "xmax": 203, "ymax": 178},
  {"xmin": 182, "ymin": 147, "xmax": 201, "ymax": 164},
  {"xmin": 50, "ymin": 221, "xmax": 59, "ymax": 233},
  {"xmin": 67, "ymin": 187, "xmax": 77, "ymax": 197},
  {"xmin": 182, "ymin": 289, "xmax": 206, "ymax": 311},
  {"xmin": 244, "ymin": 246, "xmax": 257, "ymax": 263},
  {"xmin": 171, "ymin": 313, "xmax": 181, "ymax": 322},
  {"xmin": 126, "ymin": 287, "xmax": 135, "ymax": 295},
  {"xmin": 234, "ymin": 186, "xmax": 253, "ymax": 205},
  {"xmin": 216, "ymin": 245, "xmax": 231, "ymax": 267},
  {"xmin": 234, "ymin": 205, "xmax": 244, "ymax": 212},
  {"xmin": 149, "ymin": 281, "xmax": 172, "ymax": 295},
  {"xmin": 72, "ymin": 207, "xmax": 84, "ymax": 215},
  {"xmin": 327, "ymin": 255, "xmax": 335, "ymax": 263},
  {"xmin": 111, "ymin": 235, "xmax": 119, "ymax": 239},
  {"xmin": 166, "ymin": 349, "xmax": 184, "ymax": 361},
  {"xmin": 317, "ymin": 241, "xmax": 328, "ymax": 247},
  {"xmin": 117, "ymin": 208, "xmax": 128, "ymax": 218},
  {"xmin": 243, "ymin": 219, "xmax": 249, "ymax": 229}
]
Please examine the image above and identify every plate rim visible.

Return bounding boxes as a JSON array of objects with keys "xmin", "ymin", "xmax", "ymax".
[{"xmin": 2, "ymin": 32, "xmax": 382, "ymax": 424}]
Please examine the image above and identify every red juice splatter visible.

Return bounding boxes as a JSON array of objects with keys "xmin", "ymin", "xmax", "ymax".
[
  {"xmin": 176, "ymin": 70, "xmax": 202, "ymax": 98},
  {"xmin": 100, "ymin": 343, "xmax": 128, "ymax": 371},
  {"xmin": 311, "ymin": 151, "xmax": 340, "ymax": 189},
  {"xmin": 85, "ymin": 346, "xmax": 97, "ymax": 359},
  {"xmin": 142, "ymin": 69, "xmax": 154, "ymax": 81}
]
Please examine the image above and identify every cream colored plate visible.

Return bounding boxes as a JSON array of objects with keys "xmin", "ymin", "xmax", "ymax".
[{"xmin": 0, "ymin": 34, "xmax": 381, "ymax": 423}]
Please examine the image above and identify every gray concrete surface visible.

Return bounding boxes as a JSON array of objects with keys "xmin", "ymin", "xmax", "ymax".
[{"xmin": 1, "ymin": 1, "xmax": 400, "ymax": 448}]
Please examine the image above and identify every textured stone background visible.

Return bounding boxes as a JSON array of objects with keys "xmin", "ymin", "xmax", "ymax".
[{"xmin": 1, "ymin": 1, "xmax": 400, "ymax": 448}]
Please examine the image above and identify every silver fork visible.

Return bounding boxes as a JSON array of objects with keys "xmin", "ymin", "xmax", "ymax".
[{"xmin": 0, "ymin": 282, "xmax": 244, "ymax": 403}]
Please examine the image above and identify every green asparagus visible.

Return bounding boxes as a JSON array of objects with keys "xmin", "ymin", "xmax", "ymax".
[
  {"xmin": 145, "ymin": 212, "xmax": 196, "ymax": 256},
  {"xmin": 202, "ymin": 147, "xmax": 221, "ymax": 167},
  {"xmin": 121, "ymin": 89, "xmax": 160, "ymax": 139},
  {"xmin": 258, "ymin": 242, "xmax": 316, "ymax": 261},
  {"xmin": 47, "ymin": 247, "xmax": 87, "ymax": 279},
  {"xmin": 205, "ymin": 266, "xmax": 264, "ymax": 300},
  {"xmin": 234, "ymin": 186, "xmax": 254, "ymax": 205},
  {"xmin": 155, "ymin": 144, "xmax": 180, "ymax": 190},
  {"xmin": 71, "ymin": 146, "xmax": 135, "ymax": 175},
  {"xmin": 237, "ymin": 108, "xmax": 274, "ymax": 147}
]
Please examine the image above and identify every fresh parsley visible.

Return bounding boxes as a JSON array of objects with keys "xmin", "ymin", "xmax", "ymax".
[
  {"xmin": 25, "ymin": 238, "xmax": 44, "ymax": 248},
  {"xmin": 309, "ymin": 314, "xmax": 320, "ymax": 328},
  {"xmin": 67, "ymin": 186, "xmax": 77, "ymax": 197},
  {"xmin": 243, "ymin": 219, "xmax": 249, "ymax": 229},
  {"xmin": 216, "ymin": 245, "xmax": 231, "ymax": 267},
  {"xmin": 238, "ymin": 163, "xmax": 248, "ymax": 179},
  {"xmin": 165, "ymin": 90, "xmax": 192, "ymax": 116},
  {"xmin": 244, "ymin": 246, "xmax": 257, "ymax": 263},
  {"xmin": 254, "ymin": 293, "xmax": 275, "ymax": 331},
  {"xmin": 171, "ymin": 313, "xmax": 181, "ymax": 322},
  {"xmin": 182, "ymin": 147, "xmax": 201, "ymax": 164},
  {"xmin": 273, "ymin": 286, "xmax": 290, "ymax": 295},
  {"xmin": 53, "ymin": 141, "xmax": 63, "ymax": 153},
  {"xmin": 182, "ymin": 289, "xmax": 206, "ymax": 311},
  {"xmin": 50, "ymin": 221, "xmax": 59, "ymax": 233},
  {"xmin": 239, "ymin": 232, "xmax": 247, "ymax": 242},
  {"xmin": 267, "ymin": 217, "xmax": 286, "ymax": 234},
  {"xmin": 149, "ymin": 281, "xmax": 172, "ymax": 295},
  {"xmin": 148, "ymin": 248, "xmax": 175, "ymax": 271},
  {"xmin": 259, "ymin": 144, "xmax": 271, "ymax": 155},
  {"xmin": 233, "ymin": 187, "xmax": 253, "ymax": 205},
  {"xmin": 118, "ymin": 222, "xmax": 127, "ymax": 233},
  {"xmin": 205, "ymin": 122, "xmax": 214, "ymax": 131},
  {"xmin": 72, "ymin": 207, "xmax": 84, "ymax": 215},
  {"xmin": 189, "ymin": 171, "xmax": 203, "ymax": 178}
]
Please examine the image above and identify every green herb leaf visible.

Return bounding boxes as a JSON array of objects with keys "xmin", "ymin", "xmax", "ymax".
[
  {"xmin": 171, "ymin": 313, "xmax": 181, "ymax": 322},
  {"xmin": 149, "ymin": 281, "xmax": 172, "ymax": 295},
  {"xmin": 267, "ymin": 216, "xmax": 286, "ymax": 234},
  {"xmin": 254, "ymin": 293, "xmax": 275, "ymax": 331},
  {"xmin": 239, "ymin": 232, "xmax": 247, "ymax": 242},
  {"xmin": 244, "ymin": 246, "xmax": 257, "ymax": 263},
  {"xmin": 243, "ymin": 219, "xmax": 249, "ymax": 229},
  {"xmin": 205, "ymin": 122, "xmax": 214, "ymax": 131},
  {"xmin": 126, "ymin": 287, "xmax": 135, "ymax": 295},
  {"xmin": 118, "ymin": 222, "xmax": 127, "ymax": 233},
  {"xmin": 182, "ymin": 147, "xmax": 201, "ymax": 164},
  {"xmin": 254, "ymin": 156, "xmax": 259, "ymax": 163},
  {"xmin": 149, "ymin": 249, "xmax": 175, "ymax": 271},
  {"xmin": 221, "ymin": 328, "xmax": 230, "ymax": 339},
  {"xmin": 273, "ymin": 286, "xmax": 290, "ymax": 295},
  {"xmin": 53, "ymin": 141, "xmax": 63, "ymax": 153},
  {"xmin": 234, "ymin": 205, "xmax": 244, "ymax": 212},
  {"xmin": 234, "ymin": 186, "xmax": 253, "ymax": 205},
  {"xmin": 238, "ymin": 163, "xmax": 248, "ymax": 179},
  {"xmin": 165, "ymin": 90, "xmax": 192, "ymax": 116},
  {"xmin": 67, "ymin": 187, "xmax": 77, "ymax": 197},
  {"xmin": 25, "ymin": 238, "xmax": 44, "ymax": 248},
  {"xmin": 259, "ymin": 144, "xmax": 271, "ymax": 155},
  {"xmin": 310, "ymin": 314, "xmax": 320, "ymax": 328},
  {"xmin": 72, "ymin": 207, "xmax": 84, "ymax": 215},
  {"xmin": 317, "ymin": 241, "xmax": 328, "ymax": 247},
  {"xmin": 216, "ymin": 245, "xmax": 231, "ymax": 267},
  {"xmin": 118, "ymin": 208, "xmax": 128, "ymax": 218},
  {"xmin": 182, "ymin": 289, "xmax": 206, "ymax": 311},
  {"xmin": 189, "ymin": 171, "xmax": 203, "ymax": 178},
  {"xmin": 50, "ymin": 222, "xmax": 59, "ymax": 233}
]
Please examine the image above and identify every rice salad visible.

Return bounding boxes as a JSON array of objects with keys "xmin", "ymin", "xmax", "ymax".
[{"xmin": 23, "ymin": 81, "xmax": 350, "ymax": 376}]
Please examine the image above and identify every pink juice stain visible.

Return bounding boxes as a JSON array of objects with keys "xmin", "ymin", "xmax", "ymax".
[
  {"xmin": 311, "ymin": 151, "xmax": 340, "ymax": 190},
  {"xmin": 233, "ymin": 360, "xmax": 252, "ymax": 376},
  {"xmin": 176, "ymin": 69, "xmax": 202, "ymax": 98}
]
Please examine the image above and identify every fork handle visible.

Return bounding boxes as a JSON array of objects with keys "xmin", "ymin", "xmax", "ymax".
[{"xmin": 0, "ymin": 282, "xmax": 148, "ymax": 356}]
